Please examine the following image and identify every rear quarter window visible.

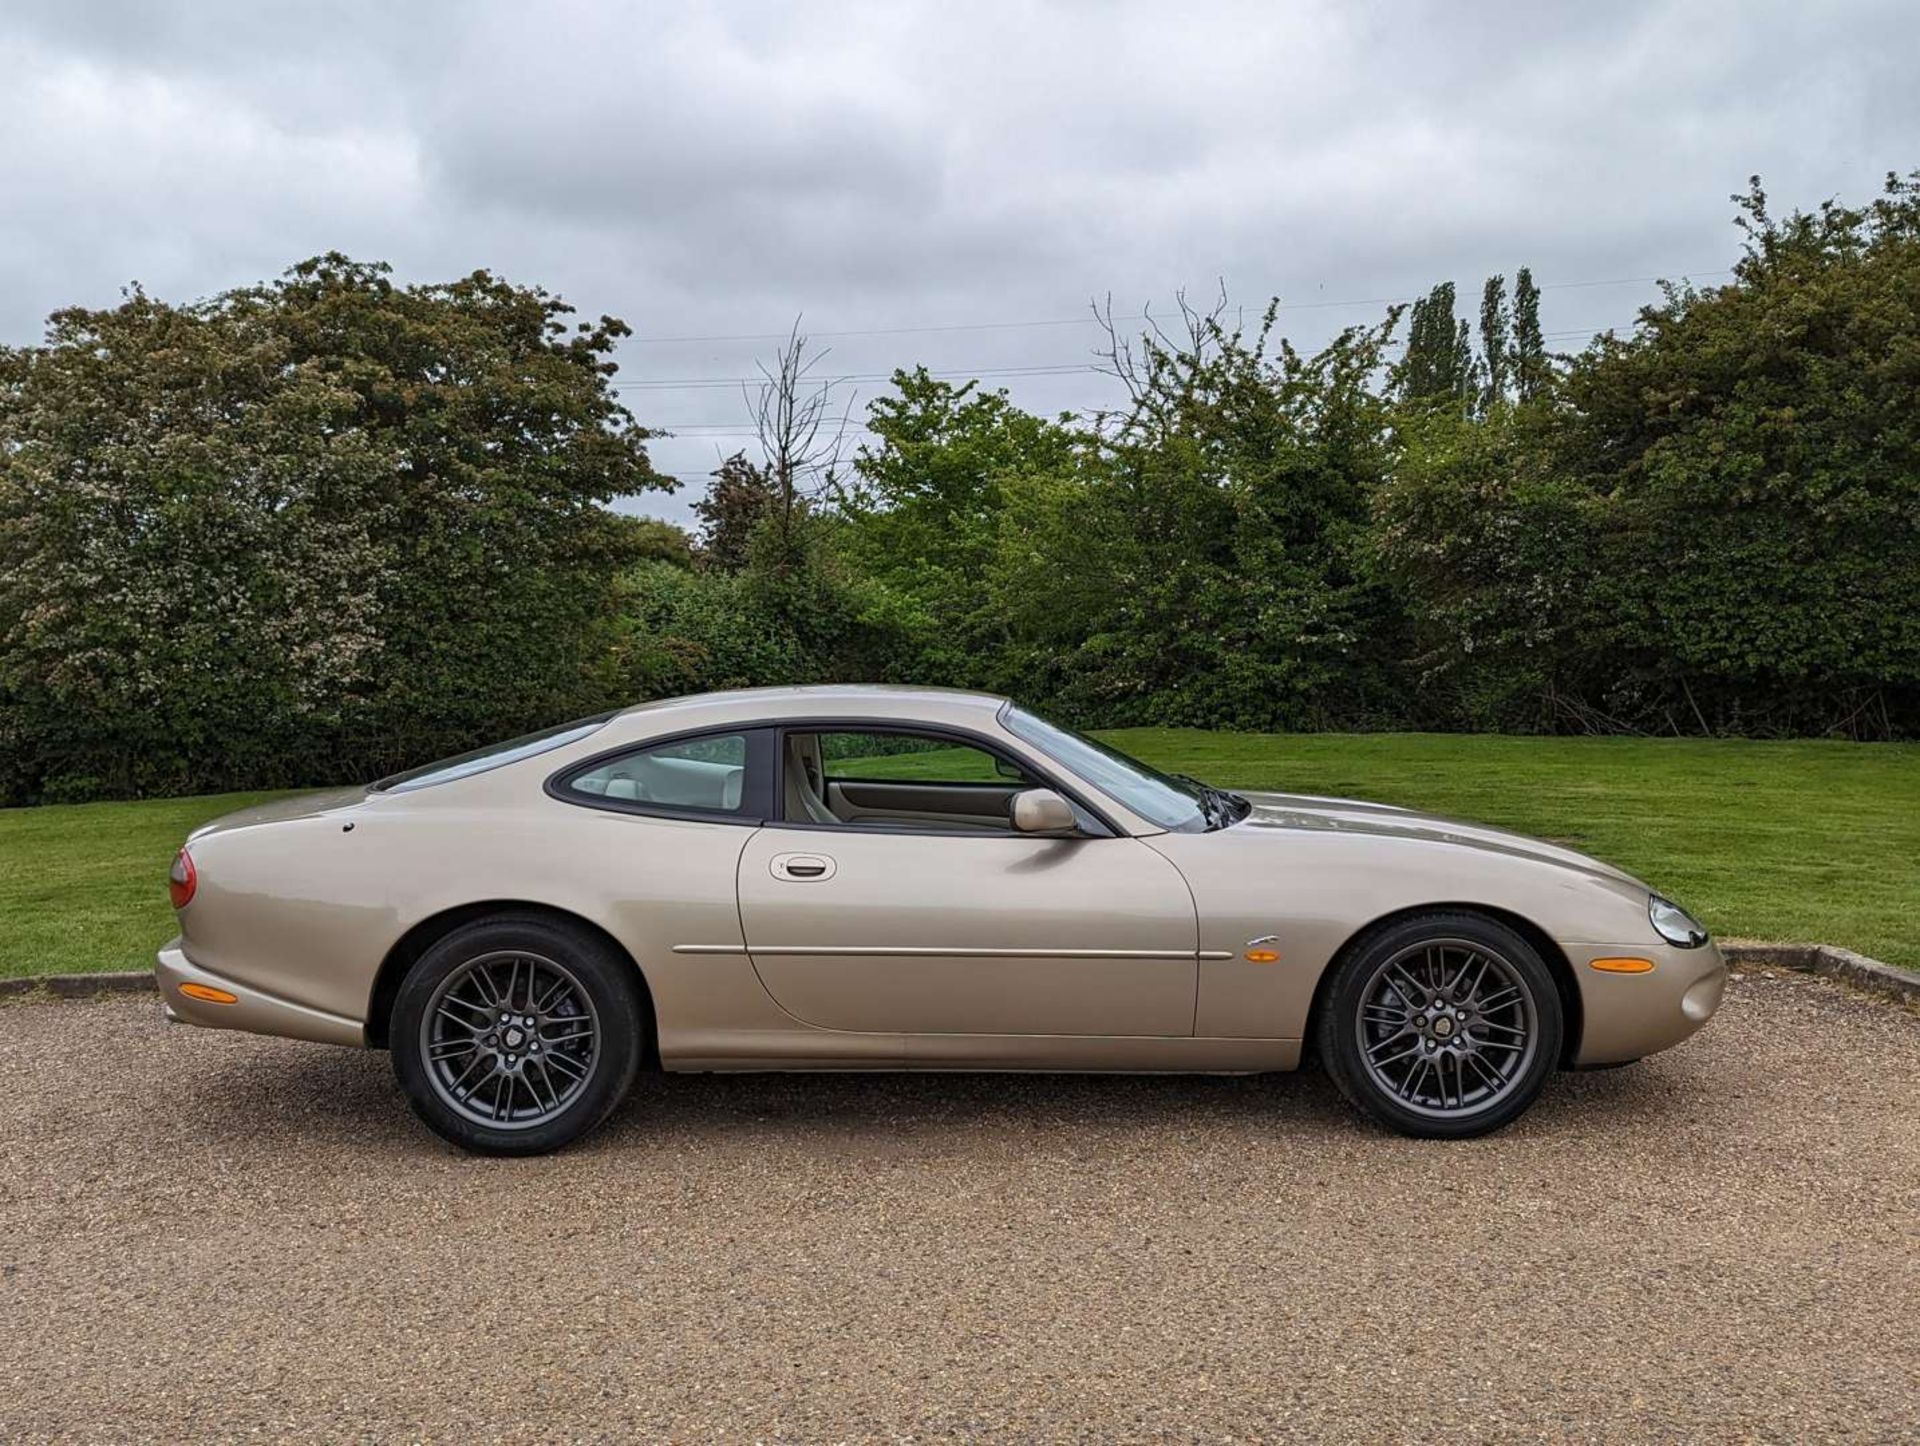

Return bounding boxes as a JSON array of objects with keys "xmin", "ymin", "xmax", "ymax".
[
  {"xmin": 565, "ymin": 733, "xmax": 751, "ymax": 813},
  {"xmin": 375, "ymin": 715, "xmax": 613, "ymax": 794}
]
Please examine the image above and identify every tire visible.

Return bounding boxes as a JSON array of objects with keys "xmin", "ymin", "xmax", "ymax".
[
  {"xmin": 1315, "ymin": 911, "xmax": 1563, "ymax": 1140},
  {"xmin": 391, "ymin": 914, "xmax": 644, "ymax": 1156}
]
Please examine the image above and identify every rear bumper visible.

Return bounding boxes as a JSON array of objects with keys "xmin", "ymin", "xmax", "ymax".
[
  {"xmin": 1570, "ymin": 939, "xmax": 1727, "ymax": 1066},
  {"xmin": 155, "ymin": 940, "xmax": 364, "ymax": 1048}
]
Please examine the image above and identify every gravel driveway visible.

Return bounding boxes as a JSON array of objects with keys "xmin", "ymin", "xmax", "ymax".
[{"xmin": 2, "ymin": 968, "xmax": 1916, "ymax": 1442}]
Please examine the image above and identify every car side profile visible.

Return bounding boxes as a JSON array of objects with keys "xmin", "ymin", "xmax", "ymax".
[{"xmin": 156, "ymin": 685, "xmax": 1726, "ymax": 1154}]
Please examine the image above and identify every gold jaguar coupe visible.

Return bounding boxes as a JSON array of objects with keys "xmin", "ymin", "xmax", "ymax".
[{"xmin": 157, "ymin": 686, "xmax": 1725, "ymax": 1154}]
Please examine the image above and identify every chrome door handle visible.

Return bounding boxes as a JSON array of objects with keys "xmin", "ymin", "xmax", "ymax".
[{"xmin": 771, "ymin": 852, "xmax": 836, "ymax": 881}]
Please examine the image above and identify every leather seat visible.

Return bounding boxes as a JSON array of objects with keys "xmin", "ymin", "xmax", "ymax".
[{"xmin": 783, "ymin": 736, "xmax": 841, "ymax": 825}]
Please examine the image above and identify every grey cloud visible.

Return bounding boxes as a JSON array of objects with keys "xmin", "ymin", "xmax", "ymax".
[{"xmin": 1, "ymin": 0, "xmax": 1915, "ymax": 520}]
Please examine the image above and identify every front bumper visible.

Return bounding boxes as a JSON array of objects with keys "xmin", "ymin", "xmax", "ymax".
[
  {"xmin": 155, "ymin": 940, "xmax": 364, "ymax": 1048},
  {"xmin": 1570, "ymin": 938, "xmax": 1727, "ymax": 1066}
]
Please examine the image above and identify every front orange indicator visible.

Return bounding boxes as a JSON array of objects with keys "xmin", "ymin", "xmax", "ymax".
[
  {"xmin": 1244, "ymin": 949, "xmax": 1280, "ymax": 963},
  {"xmin": 1589, "ymin": 956, "xmax": 1656, "ymax": 975},
  {"xmin": 178, "ymin": 982, "xmax": 238, "ymax": 1005}
]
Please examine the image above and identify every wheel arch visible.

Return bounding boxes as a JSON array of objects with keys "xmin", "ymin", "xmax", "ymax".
[
  {"xmin": 1302, "ymin": 902, "xmax": 1584, "ymax": 1067},
  {"xmin": 365, "ymin": 899, "xmax": 657, "ymax": 1064}
]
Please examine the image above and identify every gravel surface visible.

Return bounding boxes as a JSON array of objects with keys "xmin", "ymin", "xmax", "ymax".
[{"xmin": 2, "ymin": 967, "xmax": 1916, "ymax": 1443}]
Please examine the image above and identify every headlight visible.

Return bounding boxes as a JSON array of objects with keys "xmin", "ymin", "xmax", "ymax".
[{"xmin": 1649, "ymin": 895, "xmax": 1707, "ymax": 948}]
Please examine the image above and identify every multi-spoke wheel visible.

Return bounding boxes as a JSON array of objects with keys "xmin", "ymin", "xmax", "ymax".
[
  {"xmin": 1317, "ymin": 912, "xmax": 1563, "ymax": 1139},
  {"xmin": 392, "ymin": 915, "xmax": 644, "ymax": 1155},
  {"xmin": 421, "ymin": 951, "xmax": 601, "ymax": 1130}
]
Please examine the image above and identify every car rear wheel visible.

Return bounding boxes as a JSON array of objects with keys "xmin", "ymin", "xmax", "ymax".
[
  {"xmin": 391, "ymin": 915, "xmax": 643, "ymax": 1156},
  {"xmin": 1316, "ymin": 912, "xmax": 1563, "ymax": 1140}
]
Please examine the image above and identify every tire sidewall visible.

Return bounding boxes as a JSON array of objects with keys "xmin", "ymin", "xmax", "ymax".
[
  {"xmin": 391, "ymin": 916, "xmax": 643, "ymax": 1156},
  {"xmin": 1320, "ymin": 913, "xmax": 1564, "ymax": 1140}
]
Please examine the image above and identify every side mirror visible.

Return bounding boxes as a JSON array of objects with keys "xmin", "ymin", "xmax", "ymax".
[{"xmin": 1010, "ymin": 787, "xmax": 1076, "ymax": 834}]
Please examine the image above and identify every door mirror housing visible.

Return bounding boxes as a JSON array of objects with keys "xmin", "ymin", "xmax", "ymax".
[{"xmin": 1010, "ymin": 788, "xmax": 1076, "ymax": 834}]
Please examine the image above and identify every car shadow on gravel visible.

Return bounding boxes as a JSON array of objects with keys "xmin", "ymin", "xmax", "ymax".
[
  {"xmin": 612, "ymin": 1054, "xmax": 1688, "ymax": 1141},
  {"xmin": 164, "ymin": 1031, "xmax": 1696, "ymax": 1158}
]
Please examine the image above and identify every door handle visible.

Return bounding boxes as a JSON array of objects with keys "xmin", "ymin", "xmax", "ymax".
[{"xmin": 771, "ymin": 852, "xmax": 836, "ymax": 881}]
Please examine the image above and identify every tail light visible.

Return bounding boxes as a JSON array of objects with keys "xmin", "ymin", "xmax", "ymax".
[{"xmin": 168, "ymin": 848, "xmax": 197, "ymax": 909}]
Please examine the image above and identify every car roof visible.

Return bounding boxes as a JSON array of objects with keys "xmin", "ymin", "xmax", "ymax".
[{"xmin": 601, "ymin": 684, "xmax": 1012, "ymax": 741}]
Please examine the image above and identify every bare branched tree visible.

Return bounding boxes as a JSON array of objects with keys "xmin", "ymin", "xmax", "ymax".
[
  {"xmin": 746, "ymin": 318, "xmax": 856, "ymax": 541},
  {"xmin": 1090, "ymin": 281, "xmax": 1238, "ymax": 439}
]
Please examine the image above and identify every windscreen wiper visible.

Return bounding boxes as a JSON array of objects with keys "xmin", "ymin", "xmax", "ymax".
[{"xmin": 1172, "ymin": 773, "xmax": 1236, "ymax": 829}]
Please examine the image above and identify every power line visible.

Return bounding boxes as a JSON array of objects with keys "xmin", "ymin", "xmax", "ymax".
[
  {"xmin": 639, "ymin": 313, "xmax": 1659, "ymax": 456},
  {"xmin": 621, "ymin": 320, "xmax": 1646, "ymax": 397},
  {"xmin": 618, "ymin": 270, "xmax": 1730, "ymax": 347},
  {"xmin": 613, "ymin": 362, "xmax": 1102, "ymax": 393},
  {"xmin": 628, "ymin": 285, "xmax": 1677, "ymax": 445}
]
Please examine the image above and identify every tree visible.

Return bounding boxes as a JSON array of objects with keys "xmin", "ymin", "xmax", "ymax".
[
  {"xmin": 690, "ymin": 451, "xmax": 777, "ymax": 571},
  {"xmin": 1379, "ymin": 173, "xmax": 1920, "ymax": 737},
  {"xmin": 0, "ymin": 254, "xmax": 666, "ymax": 801},
  {"xmin": 836, "ymin": 367, "xmax": 1080, "ymax": 685},
  {"xmin": 1374, "ymin": 404, "xmax": 1597, "ymax": 729},
  {"xmin": 1397, "ymin": 282, "xmax": 1475, "ymax": 407},
  {"xmin": 1546, "ymin": 172, "xmax": 1920, "ymax": 734},
  {"xmin": 1479, "ymin": 274, "xmax": 1511, "ymax": 408},
  {"xmin": 627, "ymin": 320, "xmax": 890, "ymax": 699},
  {"xmin": 990, "ymin": 297, "xmax": 1408, "ymax": 728},
  {"xmin": 747, "ymin": 319, "xmax": 850, "ymax": 574},
  {"xmin": 620, "ymin": 515, "xmax": 697, "ymax": 568},
  {"xmin": 1511, "ymin": 266, "xmax": 1546, "ymax": 401}
]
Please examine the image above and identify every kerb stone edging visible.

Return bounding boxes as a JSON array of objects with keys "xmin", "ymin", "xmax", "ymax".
[
  {"xmin": 0, "ymin": 971, "xmax": 157, "ymax": 999},
  {"xmin": 1720, "ymin": 940, "xmax": 1920, "ymax": 1008},
  {"xmin": 3, "ymin": 940, "xmax": 1915, "ymax": 1007}
]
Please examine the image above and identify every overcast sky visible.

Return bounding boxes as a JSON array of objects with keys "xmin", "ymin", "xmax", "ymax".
[{"xmin": 2, "ymin": 0, "xmax": 1913, "ymax": 525}]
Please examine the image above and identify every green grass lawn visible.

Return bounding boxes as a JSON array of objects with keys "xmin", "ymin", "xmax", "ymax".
[
  {"xmin": 1114, "ymin": 729, "xmax": 1920, "ymax": 970},
  {"xmin": 3, "ymin": 732, "xmax": 1916, "ymax": 980},
  {"xmin": 1, "ymin": 790, "xmax": 290, "ymax": 980}
]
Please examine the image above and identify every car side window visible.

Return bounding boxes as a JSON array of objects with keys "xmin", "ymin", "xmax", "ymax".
[
  {"xmin": 777, "ymin": 727, "xmax": 1074, "ymax": 834},
  {"xmin": 566, "ymin": 732, "xmax": 751, "ymax": 814},
  {"xmin": 816, "ymin": 731, "xmax": 1023, "ymax": 784}
]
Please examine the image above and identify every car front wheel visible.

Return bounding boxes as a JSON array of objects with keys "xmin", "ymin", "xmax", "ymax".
[
  {"xmin": 391, "ymin": 914, "xmax": 643, "ymax": 1156},
  {"xmin": 1316, "ymin": 912, "xmax": 1564, "ymax": 1139}
]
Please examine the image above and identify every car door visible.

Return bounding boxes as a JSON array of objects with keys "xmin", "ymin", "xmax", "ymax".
[{"xmin": 735, "ymin": 725, "xmax": 1200, "ymax": 1037}]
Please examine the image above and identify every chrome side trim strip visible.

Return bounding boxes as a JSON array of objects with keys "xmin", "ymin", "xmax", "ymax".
[
  {"xmin": 728, "ymin": 945, "xmax": 1200, "ymax": 959},
  {"xmin": 678, "ymin": 944, "xmax": 1236, "ymax": 960}
]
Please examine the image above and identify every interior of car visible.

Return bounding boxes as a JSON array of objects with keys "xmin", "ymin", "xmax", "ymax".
[
  {"xmin": 566, "ymin": 726, "xmax": 1067, "ymax": 832},
  {"xmin": 568, "ymin": 734, "xmax": 748, "ymax": 811},
  {"xmin": 782, "ymin": 732, "xmax": 1032, "ymax": 831}
]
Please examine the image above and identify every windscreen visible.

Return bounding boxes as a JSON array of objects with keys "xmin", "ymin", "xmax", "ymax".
[{"xmin": 1001, "ymin": 704, "xmax": 1204, "ymax": 832}]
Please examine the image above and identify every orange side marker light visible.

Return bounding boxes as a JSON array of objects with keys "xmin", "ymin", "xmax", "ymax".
[
  {"xmin": 178, "ymin": 982, "xmax": 238, "ymax": 1005},
  {"xmin": 1244, "ymin": 949, "xmax": 1280, "ymax": 964},
  {"xmin": 1589, "ymin": 956, "xmax": 1656, "ymax": 974}
]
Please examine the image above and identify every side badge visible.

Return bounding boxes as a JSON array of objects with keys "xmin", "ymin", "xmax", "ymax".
[{"xmin": 1243, "ymin": 934, "xmax": 1280, "ymax": 964}]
